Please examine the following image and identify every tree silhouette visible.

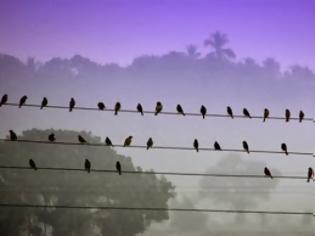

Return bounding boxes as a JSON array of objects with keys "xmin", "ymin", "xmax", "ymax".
[{"xmin": 186, "ymin": 44, "xmax": 201, "ymax": 58}]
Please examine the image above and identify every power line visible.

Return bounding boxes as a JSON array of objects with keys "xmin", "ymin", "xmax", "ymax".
[
  {"xmin": 0, "ymin": 139, "xmax": 313, "ymax": 156},
  {"xmin": 0, "ymin": 165, "xmax": 309, "ymax": 180},
  {"xmin": 2, "ymin": 103, "xmax": 314, "ymax": 122},
  {"xmin": 0, "ymin": 203, "xmax": 313, "ymax": 215}
]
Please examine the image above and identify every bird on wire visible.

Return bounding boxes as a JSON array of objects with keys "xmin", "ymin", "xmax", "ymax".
[
  {"xmin": 200, "ymin": 105, "xmax": 207, "ymax": 119},
  {"xmin": 97, "ymin": 102, "xmax": 105, "ymax": 110},
  {"xmin": 242, "ymin": 141, "xmax": 250, "ymax": 154},
  {"xmin": 214, "ymin": 141, "xmax": 221, "ymax": 151},
  {"xmin": 40, "ymin": 97, "xmax": 48, "ymax": 109},
  {"xmin": 285, "ymin": 109, "xmax": 290, "ymax": 122},
  {"xmin": 48, "ymin": 133, "xmax": 55, "ymax": 142},
  {"xmin": 307, "ymin": 167, "xmax": 314, "ymax": 182},
  {"xmin": 137, "ymin": 103, "xmax": 144, "ymax": 115},
  {"xmin": 264, "ymin": 167, "xmax": 273, "ymax": 179},
  {"xmin": 105, "ymin": 137, "xmax": 113, "ymax": 146},
  {"xmin": 176, "ymin": 104, "xmax": 185, "ymax": 116},
  {"xmin": 19, "ymin": 95, "xmax": 27, "ymax": 108},
  {"xmin": 243, "ymin": 108, "xmax": 251, "ymax": 118},
  {"xmin": 85, "ymin": 159, "xmax": 91, "ymax": 173},
  {"xmin": 299, "ymin": 110, "xmax": 304, "ymax": 123},
  {"xmin": 227, "ymin": 106, "xmax": 234, "ymax": 119},
  {"xmin": 116, "ymin": 161, "xmax": 122, "ymax": 175},
  {"xmin": 155, "ymin": 101, "xmax": 163, "ymax": 115},
  {"xmin": 69, "ymin": 98, "xmax": 75, "ymax": 112},
  {"xmin": 146, "ymin": 137, "xmax": 153, "ymax": 150},
  {"xmin": 29, "ymin": 159, "xmax": 37, "ymax": 170},
  {"xmin": 124, "ymin": 136, "xmax": 133, "ymax": 147},
  {"xmin": 9, "ymin": 130, "xmax": 17, "ymax": 141},
  {"xmin": 263, "ymin": 108, "xmax": 269, "ymax": 122},
  {"xmin": 193, "ymin": 139, "xmax": 199, "ymax": 152},
  {"xmin": 114, "ymin": 102, "xmax": 121, "ymax": 115},
  {"xmin": 281, "ymin": 143, "xmax": 288, "ymax": 155},
  {"xmin": 0, "ymin": 94, "xmax": 8, "ymax": 107},
  {"xmin": 78, "ymin": 135, "xmax": 87, "ymax": 144}
]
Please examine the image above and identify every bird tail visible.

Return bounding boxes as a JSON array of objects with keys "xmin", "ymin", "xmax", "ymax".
[
  {"xmin": 141, "ymin": 112, "xmax": 144, "ymax": 116},
  {"xmin": 119, "ymin": 170, "xmax": 121, "ymax": 175},
  {"xmin": 202, "ymin": 115, "xmax": 205, "ymax": 119},
  {"xmin": 270, "ymin": 175, "xmax": 273, "ymax": 179},
  {"xmin": 307, "ymin": 178, "xmax": 310, "ymax": 183},
  {"xmin": 69, "ymin": 108, "xmax": 72, "ymax": 112},
  {"xmin": 155, "ymin": 112, "xmax": 158, "ymax": 115},
  {"xmin": 40, "ymin": 106, "xmax": 44, "ymax": 109},
  {"xmin": 115, "ymin": 111, "xmax": 118, "ymax": 115},
  {"xmin": 263, "ymin": 117, "xmax": 266, "ymax": 122},
  {"xmin": 285, "ymin": 151, "xmax": 288, "ymax": 155}
]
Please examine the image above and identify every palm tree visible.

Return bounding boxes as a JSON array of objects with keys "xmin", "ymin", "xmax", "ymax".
[{"xmin": 204, "ymin": 31, "xmax": 236, "ymax": 60}]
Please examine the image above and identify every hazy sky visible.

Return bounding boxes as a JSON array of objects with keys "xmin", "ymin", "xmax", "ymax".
[{"xmin": 0, "ymin": 0, "xmax": 314, "ymax": 69}]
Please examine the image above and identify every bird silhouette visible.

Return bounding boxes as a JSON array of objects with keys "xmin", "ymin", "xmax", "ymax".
[
  {"xmin": 146, "ymin": 137, "xmax": 153, "ymax": 150},
  {"xmin": 29, "ymin": 159, "xmax": 37, "ymax": 170},
  {"xmin": 285, "ymin": 109, "xmax": 290, "ymax": 122},
  {"xmin": 114, "ymin": 102, "xmax": 121, "ymax": 115},
  {"xmin": 193, "ymin": 139, "xmax": 199, "ymax": 152},
  {"xmin": 227, "ymin": 106, "xmax": 233, "ymax": 118},
  {"xmin": 9, "ymin": 130, "xmax": 17, "ymax": 141},
  {"xmin": 263, "ymin": 108, "xmax": 269, "ymax": 122},
  {"xmin": 69, "ymin": 98, "xmax": 75, "ymax": 112},
  {"xmin": 78, "ymin": 135, "xmax": 87, "ymax": 144},
  {"xmin": 48, "ymin": 133, "xmax": 55, "ymax": 142},
  {"xmin": 200, "ymin": 105, "xmax": 207, "ymax": 119},
  {"xmin": 176, "ymin": 104, "xmax": 185, "ymax": 116},
  {"xmin": 243, "ymin": 108, "xmax": 251, "ymax": 118},
  {"xmin": 40, "ymin": 97, "xmax": 48, "ymax": 109},
  {"xmin": 155, "ymin": 101, "xmax": 163, "ymax": 115},
  {"xmin": 281, "ymin": 143, "xmax": 288, "ymax": 155},
  {"xmin": 137, "ymin": 103, "xmax": 144, "ymax": 115},
  {"xmin": 242, "ymin": 141, "xmax": 249, "ymax": 154},
  {"xmin": 124, "ymin": 136, "xmax": 133, "ymax": 147},
  {"xmin": 0, "ymin": 94, "xmax": 8, "ymax": 107},
  {"xmin": 299, "ymin": 110, "xmax": 304, "ymax": 122},
  {"xmin": 97, "ymin": 102, "xmax": 105, "ymax": 110},
  {"xmin": 214, "ymin": 141, "xmax": 221, "ymax": 151},
  {"xmin": 19, "ymin": 95, "xmax": 27, "ymax": 108},
  {"xmin": 264, "ymin": 167, "xmax": 273, "ymax": 179},
  {"xmin": 85, "ymin": 159, "xmax": 91, "ymax": 173},
  {"xmin": 116, "ymin": 161, "xmax": 122, "ymax": 175},
  {"xmin": 105, "ymin": 137, "xmax": 113, "ymax": 146},
  {"xmin": 307, "ymin": 167, "xmax": 314, "ymax": 182}
]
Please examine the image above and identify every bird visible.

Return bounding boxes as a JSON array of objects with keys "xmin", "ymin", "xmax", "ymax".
[
  {"xmin": 137, "ymin": 103, "xmax": 144, "ymax": 115},
  {"xmin": 40, "ymin": 97, "xmax": 48, "ymax": 109},
  {"xmin": 155, "ymin": 101, "xmax": 163, "ymax": 115},
  {"xmin": 19, "ymin": 95, "xmax": 27, "ymax": 108},
  {"xmin": 242, "ymin": 141, "xmax": 249, "ymax": 154},
  {"xmin": 85, "ymin": 159, "xmax": 91, "ymax": 173},
  {"xmin": 200, "ymin": 105, "xmax": 207, "ymax": 119},
  {"xmin": 193, "ymin": 139, "xmax": 199, "ymax": 152},
  {"xmin": 285, "ymin": 109, "xmax": 290, "ymax": 122},
  {"xmin": 214, "ymin": 141, "xmax": 221, "ymax": 151},
  {"xmin": 78, "ymin": 135, "xmax": 87, "ymax": 144},
  {"xmin": 116, "ymin": 161, "xmax": 122, "ymax": 175},
  {"xmin": 29, "ymin": 159, "xmax": 37, "ymax": 170},
  {"xmin": 176, "ymin": 104, "xmax": 185, "ymax": 116},
  {"xmin": 227, "ymin": 106, "xmax": 233, "ymax": 119},
  {"xmin": 146, "ymin": 137, "xmax": 153, "ymax": 150},
  {"xmin": 281, "ymin": 143, "xmax": 288, "ymax": 155},
  {"xmin": 307, "ymin": 167, "xmax": 314, "ymax": 182},
  {"xmin": 124, "ymin": 136, "xmax": 133, "ymax": 147},
  {"xmin": 264, "ymin": 167, "xmax": 273, "ymax": 179},
  {"xmin": 9, "ymin": 130, "xmax": 17, "ymax": 141},
  {"xmin": 263, "ymin": 108, "xmax": 269, "ymax": 122},
  {"xmin": 48, "ymin": 133, "xmax": 55, "ymax": 142},
  {"xmin": 299, "ymin": 110, "xmax": 304, "ymax": 123},
  {"xmin": 97, "ymin": 102, "xmax": 105, "ymax": 110},
  {"xmin": 69, "ymin": 98, "xmax": 75, "ymax": 112},
  {"xmin": 114, "ymin": 102, "xmax": 121, "ymax": 115},
  {"xmin": 105, "ymin": 137, "xmax": 113, "ymax": 146},
  {"xmin": 0, "ymin": 94, "xmax": 8, "ymax": 107},
  {"xmin": 243, "ymin": 108, "xmax": 251, "ymax": 118}
]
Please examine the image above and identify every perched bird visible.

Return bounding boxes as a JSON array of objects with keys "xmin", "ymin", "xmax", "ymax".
[
  {"xmin": 281, "ymin": 143, "xmax": 288, "ymax": 155},
  {"xmin": 40, "ymin": 97, "xmax": 48, "ymax": 109},
  {"xmin": 124, "ymin": 136, "xmax": 133, "ymax": 147},
  {"xmin": 146, "ymin": 137, "xmax": 153, "ymax": 150},
  {"xmin": 200, "ymin": 105, "xmax": 207, "ymax": 119},
  {"xmin": 243, "ymin": 108, "xmax": 251, "ymax": 118},
  {"xmin": 242, "ymin": 141, "xmax": 249, "ymax": 154},
  {"xmin": 299, "ymin": 110, "xmax": 304, "ymax": 123},
  {"xmin": 264, "ymin": 167, "xmax": 273, "ymax": 179},
  {"xmin": 29, "ymin": 159, "xmax": 37, "ymax": 170},
  {"xmin": 176, "ymin": 104, "xmax": 185, "ymax": 116},
  {"xmin": 227, "ymin": 106, "xmax": 234, "ymax": 119},
  {"xmin": 114, "ymin": 102, "xmax": 121, "ymax": 115},
  {"xmin": 69, "ymin": 98, "xmax": 75, "ymax": 112},
  {"xmin": 78, "ymin": 135, "xmax": 87, "ymax": 144},
  {"xmin": 116, "ymin": 161, "xmax": 122, "ymax": 175},
  {"xmin": 263, "ymin": 108, "xmax": 269, "ymax": 122},
  {"xmin": 19, "ymin": 95, "xmax": 27, "ymax": 108},
  {"xmin": 0, "ymin": 94, "xmax": 8, "ymax": 107},
  {"xmin": 155, "ymin": 101, "xmax": 163, "ymax": 115},
  {"xmin": 285, "ymin": 109, "xmax": 290, "ymax": 122},
  {"xmin": 48, "ymin": 133, "xmax": 55, "ymax": 142},
  {"xmin": 105, "ymin": 137, "xmax": 113, "ymax": 146},
  {"xmin": 137, "ymin": 103, "xmax": 144, "ymax": 115},
  {"xmin": 193, "ymin": 139, "xmax": 199, "ymax": 152},
  {"xmin": 97, "ymin": 102, "xmax": 105, "ymax": 110},
  {"xmin": 9, "ymin": 130, "xmax": 17, "ymax": 141},
  {"xmin": 85, "ymin": 159, "xmax": 91, "ymax": 173},
  {"xmin": 214, "ymin": 141, "xmax": 221, "ymax": 151},
  {"xmin": 307, "ymin": 167, "xmax": 314, "ymax": 182}
]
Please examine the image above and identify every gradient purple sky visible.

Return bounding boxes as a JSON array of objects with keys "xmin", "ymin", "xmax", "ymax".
[{"xmin": 0, "ymin": 0, "xmax": 314, "ymax": 69}]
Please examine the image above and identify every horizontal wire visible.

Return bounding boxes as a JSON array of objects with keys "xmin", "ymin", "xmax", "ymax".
[
  {"xmin": 0, "ymin": 139, "xmax": 313, "ymax": 156},
  {"xmin": 2, "ymin": 103, "xmax": 314, "ymax": 122},
  {"xmin": 0, "ymin": 203, "xmax": 313, "ymax": 215},
  {"xmin": 0, "ymin": 165, "xmax": 309, "ymax": 180}
]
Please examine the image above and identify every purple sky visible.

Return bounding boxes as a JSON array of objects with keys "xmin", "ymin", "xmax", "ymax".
[{"xmin": 0, "ymin": 0, "xmax": 314, "ymax": 69}]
